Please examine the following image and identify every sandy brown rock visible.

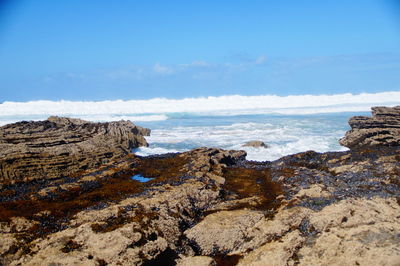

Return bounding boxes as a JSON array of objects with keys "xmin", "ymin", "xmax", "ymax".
[
  {"xmin": 177, "ymin": 256, "xmax": 216, "ymax": 266},
  {"xmin": 236, "ymin": 198, "xmax": 400, "ymax": 266},
  {"xmin": 1, "ymin": 109, "xmax": 400, "ymax": 266},
  {"xmin": 1, "ymin": 145, "xmax": 399, "ymax": 265},
  {"xmin": 340, "ymin": 106, "xmax": 400, "ymax": 149},
  {"xmin": 0, "ymin": 147, "xmax": 248, "ymax": 265},
  {"xmin": 0, "ymin": 116, "xmax": 150, "ymax": 184},
  {"xmin": 185, "ymin": 210, "xmax": 264, "ymax": 255},
  {"xmin": 242, "ymin": 140, "xmax": 268, "ymax": 148},
  {"xmin": 182, "ymin": 146, "xmax": 399, "ymax": 265},
  {"xmin": 237, "ymin": 230, "xmax": 304, "ymax": 266}
]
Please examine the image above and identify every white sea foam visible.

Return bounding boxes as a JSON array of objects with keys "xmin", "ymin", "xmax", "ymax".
[
  {"xmin": 0, "ymin": 114, "xmax": 168, "ymax": 126},
  {"xmin": 133, "ymin": 147, "xmax": 181, "ymax": 157},
  {"xmin": 1, "ymin": 92, "xmax": 396, "ymax": 161},
  {"xmin": 140, "ymin": 120, "xmax": 349, "ymax": 161},
  {"xmin": 0, "ymin": 91, "xmax": 399, "ymax": 117},
  {"xmin": 76, "ymin": 114, "xmax": 169, "ymax": 122}
]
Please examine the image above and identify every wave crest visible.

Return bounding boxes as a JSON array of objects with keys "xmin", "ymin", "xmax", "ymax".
[{"xmin": 1, "ymin": 91, "xmax": 399, "ymax": 117}]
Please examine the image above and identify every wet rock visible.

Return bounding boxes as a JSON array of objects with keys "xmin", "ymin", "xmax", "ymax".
[
  {"xmin": 1, "ymin": 109, "xmax": 400, "ymax": 265},
  {"xmin": 1, "ymin": 144, "xmax": 399, "ymax": 265},
  {"xmin": 242, "ymin": 140, "xmax": 268, "ymax": 148},
  {"xmin": 0, "ymin": 117, "xmax": 150, "ymax": 184},
  {"xmin": 340, "ymin": 106, "xmax": 400, "ymax": 149},
  {"xmin": 0, "ymin": 147, "xmax": 248, "ymax": 265}
]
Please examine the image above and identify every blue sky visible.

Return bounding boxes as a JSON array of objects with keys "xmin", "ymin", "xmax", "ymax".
[{"xmin": 0, "ymin": 0, "xmax": 400, "ymax": 101}]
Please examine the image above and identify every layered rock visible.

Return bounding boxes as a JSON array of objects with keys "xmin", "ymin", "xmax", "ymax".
[
  {"xmin": 1, "ymin": 144, "xmax": 399, "ymax": 265},
  {"xmin": 340, "ymin": 106, "xmax": 400, "ymax": 149},
  {"xmin": 0, "ymin": 116, "xmax": 150, "ymax": 184},
  {"xmin": 0, "ymin": 110, "xmax": 399, "ymax": 265},
  {"xmin": 0, "ymin": 147, "xmax": 248, "ymax": 265}
]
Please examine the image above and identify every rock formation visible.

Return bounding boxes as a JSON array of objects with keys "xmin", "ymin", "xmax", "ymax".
[
  {"xmin": 242, "ymin": 140, "xmax": 268, "ymax": 148},
  {"xmin": 0, "ymin": 116, "xmax": 150, "ymax": 184},
  {"xmin": 0, "ymin": 107, "xmax": 399, "ymax": 265},
  {"xmin": 340, "ymin": 106, "xmax": 400, "ymax": 149}
]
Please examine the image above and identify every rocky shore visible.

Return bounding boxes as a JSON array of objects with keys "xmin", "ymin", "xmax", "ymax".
[
  {"xmin": 0, "ymin": 107, "xmax": 399, "ymax": 265},
  {"xmin": 0, "ymin": 116, "xmax": 150, "ymax": 184}
]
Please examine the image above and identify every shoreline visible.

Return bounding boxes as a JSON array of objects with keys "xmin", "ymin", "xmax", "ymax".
[{"xmin": 0, "ymin": 106, "xmax": 399, "ymax": 265}]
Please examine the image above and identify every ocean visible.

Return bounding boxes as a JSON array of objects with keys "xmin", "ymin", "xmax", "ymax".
[{"xmin": 1, "ymin": 92, "xmax": 399, "ymax": 161}]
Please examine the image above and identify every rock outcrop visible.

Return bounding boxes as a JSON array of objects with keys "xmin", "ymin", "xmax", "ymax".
[
  {"xmin": 1, "ymin": 145, "xmax": 399, "ymax": 265},
  {"xmin": 340, "ymin": 106, "xmax": 400, "ymax": 149},
  {"xmin": 242, "ymin": 140, "xmax": 268, "ymax": 148},
  {"xmin": 0, "ymin": 109, "xmax": 399, "ymax": 265},
  {"xmin": 0, "ymin": 116, "xmax": 150, "ymax": 184},
  {"xmin": 0, "ymin": 147, "xmax": 248, "ymax": 265}
]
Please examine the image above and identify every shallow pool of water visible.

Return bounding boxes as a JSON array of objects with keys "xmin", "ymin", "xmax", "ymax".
[{"xmin": 131, "ymin": 174, "xmax": 154, "ymax": 183}]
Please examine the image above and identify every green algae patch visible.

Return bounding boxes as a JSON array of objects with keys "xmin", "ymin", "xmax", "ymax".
[{"xmin": 222, "ymin": 166, "xmax": 283, "ymax": 211}]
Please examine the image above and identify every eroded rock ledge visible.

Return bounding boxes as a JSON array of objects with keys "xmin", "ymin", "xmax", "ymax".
[
  {"xmin": 0, "ymin": 108, "xmax": 399, "ymax": 266},
  {"xmin": 0, "ymin": 116, "xmax": 150, "ymax": 184},
  {"xmin": 340, "ymin": 105, "xmax": 400, "ymax": 149}
]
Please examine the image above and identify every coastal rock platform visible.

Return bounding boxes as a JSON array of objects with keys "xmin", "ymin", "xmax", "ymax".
[
  {"xmin": 0, "ymin": 108, "xmax": 399, "ymax": 265},
  {"xmin": 0, "ymin": 116, "xmax": 150, "ymax": 184},
  {"xmin": 340, "ymin": 106, "xmax": 400, "ymax": 149}
]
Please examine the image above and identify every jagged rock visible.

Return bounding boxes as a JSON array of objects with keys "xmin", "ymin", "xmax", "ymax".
[
  {"xmin": 0, "ymin": 117, "xmax": 150, "ymax": 184},
  {"xmin": 1, "ymin": 110, "xmax": 400, "ymax": 266},
  {"xmin": 237, "ymin": 198, "xmax": 400, "ymax": 266},
  {"xmin": 0, "ymin": 147, "xmax": 248, "ymax": 265},
  {"xmin": 185, "ymin": 210, "xmax": 264, "ymax": 255},
  {"xmin": 1, "ymin": 145, "xmax": 399, "ymax": 265},
  {"xmin": 340, "ymin": 106, "xmax": 400, "ymax": 149},
  {"xmin": 242, "ymin": 140, "xmax": 268, "ymax": 148}
]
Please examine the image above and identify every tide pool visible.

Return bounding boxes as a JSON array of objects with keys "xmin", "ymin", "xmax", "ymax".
[{"xmin": 131, "ymin": 174, "xmax": 154, "ymax": 183}]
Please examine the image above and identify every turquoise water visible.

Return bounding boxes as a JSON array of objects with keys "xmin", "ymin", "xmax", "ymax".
[
  {"xmin": 0, "ymin": 111, "xmax": 369, "ymax": 161},
  {"xmin": 131, "ymin": 174, "xmax": 154, "ymax": 183},
  {"xmin": 133, "ymin": 112, "xmax": 365, "ymax": 161},
  {"xmin": 1, "ymin": 94, "xmax": 394, "ymax": 161}
]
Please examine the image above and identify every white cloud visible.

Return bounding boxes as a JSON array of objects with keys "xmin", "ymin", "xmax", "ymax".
[
  {"xmin": 153, "ymin": 63, "xmax": 175, "ymax": 75},
  {"xmin": 255, "ymin": 55, "xmax": 267, "ymax": 64}
]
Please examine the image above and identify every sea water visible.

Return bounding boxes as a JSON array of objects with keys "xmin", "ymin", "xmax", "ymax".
[
  {"xmin": 131, "ymin": 174, "xmax": 154, "ymax": 183},
  {"xmin": 133, "ymin": 112, "xmax": 353, "ymax": 161},
  {"xmin": 1, "ymin": 92, "xmax": 399, "ymax": 161}
]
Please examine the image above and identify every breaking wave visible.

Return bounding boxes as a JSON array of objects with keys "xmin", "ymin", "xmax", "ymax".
[
  {"xmin": 1, "ymin": 92, "xmax": 395, "ymax": 161},
  {"xmin": 1, "ymin": 91, "xmax": 399, "ymax": 118}
]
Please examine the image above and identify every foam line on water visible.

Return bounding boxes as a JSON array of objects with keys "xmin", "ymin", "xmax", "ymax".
[
  {"xmin": 1, "ymin": 91, "xmax": 399, "ymax": 117},
  {"xmin": 0, "ymin": 114, "xmax": 168, "ymax": 126},
  {"xmin": 133, "ymin": 147, "xmax": 181, "ymax": 157}
]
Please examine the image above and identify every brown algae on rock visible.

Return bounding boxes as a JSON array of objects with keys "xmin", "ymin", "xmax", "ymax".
[
  {"xmin": 222, "ymin": 166, "xmax": 283, "ymax": 211},
  {"xmin": 0, "ymin": 153, "xmax": 189, "ymax": 239},
  {"xmin": 1, "ymin": 107, "xmax": 400, "ymax": 266}
]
